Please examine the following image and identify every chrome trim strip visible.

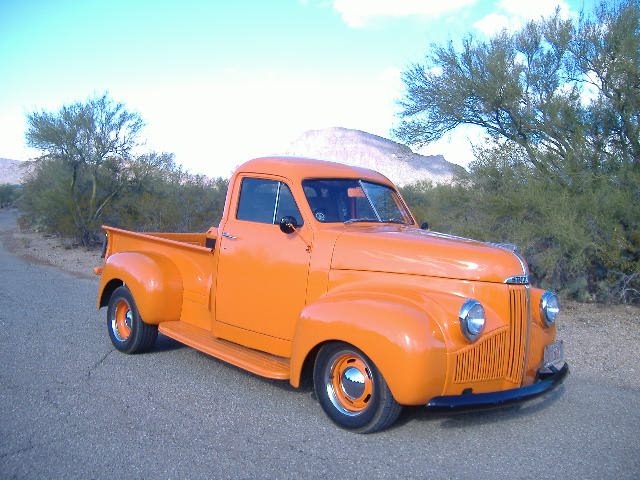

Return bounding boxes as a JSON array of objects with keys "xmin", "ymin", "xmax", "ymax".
[
  {"xmin": 511, "ymin": 250, "xmax": 529, "ymax": 276},
  {"xmin": 359, "ymin": 180, "xmax": 382, "ymax": 222},
  {"xmin": 505, "ymin": 275, "xmax": 530, "ymax": 285},
  {"xmin": 491, "ymin": 243, "xmax": 528, "ymax": 278},
  {"xmin": 521, "ymin": 285, "xmax": 532, "ymax": 385},
  {"xmin": 485, "ymin": 241, "xmax": 517, "ymax": 252},
  {"xmin": 272, "ymin": 182, "xmax": 282, "ymax": 224},
  {"xmin": 221, "ymin": 232, "xmax": 237, "ymax": 240},
  {"xmin": 408, "ymin": 230, "xmax": 529, "ymax": 277}
]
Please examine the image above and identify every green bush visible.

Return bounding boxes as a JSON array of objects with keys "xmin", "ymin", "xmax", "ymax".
[
  {"xmin": 19, "ymin": 154, "xmax": 228, "ymax": 242},
  {"xmin": 19, "ymin": 159, "xmax": 80, "ymax": 235},
  {"xmin": 0, "ymin": 184, "xmax": 21, "ymax": 208},
  {"xmin": 400, "ymin": 143, "xmax": 640, "ymax": 304}
]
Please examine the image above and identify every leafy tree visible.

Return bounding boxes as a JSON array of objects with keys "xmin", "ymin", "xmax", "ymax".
[
  {"xmin": 396, "ymin": 1, "xmax": 640, "ymax": 303},
  {"xmin": 396, "ymin": 11, "xmax": 581, "ymax": 179},
  {"xmin": 571, "ymin": 0, "xmax": 640, "ymax": 168},
  {"xmin": 25, "ymin": 93, "xmax": 144, "ymax": 245},
  {"xmin": 21, "ymin": 94, "xmax": 229, "ymax": 246},
  {"xmin": 396, "ymin": 1, "xmax": 639, "ymax": 179}
]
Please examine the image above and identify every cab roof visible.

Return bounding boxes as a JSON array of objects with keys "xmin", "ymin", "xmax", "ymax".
[{"xmin": 235, "ymin": 156, "xmax": 393, "ymax": 186}]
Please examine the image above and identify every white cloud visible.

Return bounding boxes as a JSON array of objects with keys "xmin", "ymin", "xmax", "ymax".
[
  {"xmin": 474, "ymin": 0, "xmax": 574, "ymax": 36},
  {"xmin": 332, "ymin": 0, "xmax": 478, "ymax": 27},
  {"xmin": 473, "ymin": 13, "xmax": 511, "ymax": 35},
  {"xmin": 498, "ymin": 0, "xmax": 572, "ymax": 19}
]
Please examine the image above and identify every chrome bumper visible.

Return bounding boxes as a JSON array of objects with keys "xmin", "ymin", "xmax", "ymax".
[{"xmin": 426, "ymin": 363, "xmax": 569, "ymax": 409}]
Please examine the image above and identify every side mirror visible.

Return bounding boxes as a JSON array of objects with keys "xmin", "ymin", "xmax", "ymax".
[
  {"xmin": 420, "ymin": 222, "xmax": 430, "ymax": 230},
  {"xmin": 279, "ymin": 216, "xmax": 298, "ymax": 234}
]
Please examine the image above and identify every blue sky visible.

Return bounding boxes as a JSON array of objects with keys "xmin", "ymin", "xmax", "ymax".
[{"xmin": 1, "ymin": 0, "xmax": 596, "ymax": 177}]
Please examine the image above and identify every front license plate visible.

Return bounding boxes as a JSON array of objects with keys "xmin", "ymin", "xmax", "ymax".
[{"xmin": 544, "ymin": 341, "xmax": 564, "ymax": 368}]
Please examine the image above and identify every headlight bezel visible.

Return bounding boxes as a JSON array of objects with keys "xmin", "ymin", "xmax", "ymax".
[
  {"xmin": 459, "ymin": 299, "xmax": 486, "ymax": 342},
  {"xmin": 540, "ymin": 291, "xmax": 560, "ymax": 327}
]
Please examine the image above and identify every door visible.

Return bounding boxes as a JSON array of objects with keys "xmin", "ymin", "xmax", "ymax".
[{"xmin": 215, "ymin": 176, "xmax": 311, "ymax": 342}]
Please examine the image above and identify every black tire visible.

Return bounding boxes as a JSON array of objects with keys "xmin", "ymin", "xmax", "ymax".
[
  {"xmin": 313, "ymin": 342, "xmax": 401, "ymax": 433},
  {"xmin": 106, "ymin": 286, "xmax": 158, "ymax": 354}
]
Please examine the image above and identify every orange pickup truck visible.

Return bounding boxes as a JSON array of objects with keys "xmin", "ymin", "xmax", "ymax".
[{"xmin": 96, "ymin": 156, "xmax": 568, "ymax": 433}]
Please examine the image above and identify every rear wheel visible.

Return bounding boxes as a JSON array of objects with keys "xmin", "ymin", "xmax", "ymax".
[
  {"xmin": 313, "ymin": 342, "xmax": 401, "ymax": 433},
  {"xmin": 107, "ymin": 286, "xmax": 157, "ymax": 354}
]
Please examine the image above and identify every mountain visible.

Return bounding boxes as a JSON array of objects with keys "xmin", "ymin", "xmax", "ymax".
[
  {"xmin": 0, "ymin": 158, "xmax": 34, "ymax": 185},
  {"xmin": 284, "ymin": 127, "xmax": 464, "ymax": 186}
]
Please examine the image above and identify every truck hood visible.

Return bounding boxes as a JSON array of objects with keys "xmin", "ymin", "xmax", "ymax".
[{"xmin": 330, "ymin": 225, "xmax": 527, "ymax": 283}]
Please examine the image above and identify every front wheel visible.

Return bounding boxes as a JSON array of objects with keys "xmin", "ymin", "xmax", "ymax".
[
  {"xmin": 107, "ymin": 286, "xmax": 158, "ymax": 354},
  {"xmin": 313, "ymin": 342, "xmax": 401, "ymax": 433}
]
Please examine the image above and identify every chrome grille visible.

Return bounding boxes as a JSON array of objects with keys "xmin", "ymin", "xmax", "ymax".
[
  {"xmin": 454, "ymin": 286, "xmax": 528, "ymax": 384},
  {"xmin": 505, "ymin": 286, "xmax": 527, "ymax": 382}
]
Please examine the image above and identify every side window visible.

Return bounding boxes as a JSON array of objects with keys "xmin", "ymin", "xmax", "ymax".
[
  {"xmin": 275, "ymin": 183, "xmax": 304, "ymax": 226},
  {"xmin": 237, "ymin": 178, "xmax": 278, "ymax": 223},
  {"xmin": 236, "ymin": 177, "xmax": 304, "ymax": 226}
]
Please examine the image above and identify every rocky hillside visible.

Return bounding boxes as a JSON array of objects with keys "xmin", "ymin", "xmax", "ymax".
[
  {"xmin": 285, "ymin": 127, "xmax": 464, "ymax": 186},
  {"xmin": 0, "ymin": 158, "xmax": 33, "ymax": 185}
]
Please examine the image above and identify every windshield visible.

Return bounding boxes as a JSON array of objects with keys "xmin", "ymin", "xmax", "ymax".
[{"xmin": 302, "ymin": 179, "xmax": 414, "ymax": 225}]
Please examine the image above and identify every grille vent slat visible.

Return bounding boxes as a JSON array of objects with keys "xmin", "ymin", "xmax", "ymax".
[{"xmin": 454, "ymin": 286, "xmax": 527, "ymax": 384}]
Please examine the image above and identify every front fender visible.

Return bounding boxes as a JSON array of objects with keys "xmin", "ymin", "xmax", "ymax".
[
  {"xmin": 289, "ymin": 291, "xmax": 448, "ymax": 405},
  {"xmin": 97, "ymin": 251, "xmax": 183, "ymax": 324}
]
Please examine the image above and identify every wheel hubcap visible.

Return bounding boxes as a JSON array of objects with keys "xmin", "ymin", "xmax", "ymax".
[
  {"xmin": 326, "ymin": 353, "xmax": 373, "ymax": 416},
  {"xmin": 112, "ymin": 300, "xmax": 132, "ymax": 342},
  {"xmin": 341, "ymin": 366, "xmax": 366, "ymax": 399}
]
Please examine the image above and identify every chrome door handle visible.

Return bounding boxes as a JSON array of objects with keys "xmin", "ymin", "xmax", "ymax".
[{"xmin": 222, "ymin": 232, "xmax": 237, "ymax": 240}]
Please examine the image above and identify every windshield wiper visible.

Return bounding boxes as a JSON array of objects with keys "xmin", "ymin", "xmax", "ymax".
[
  {"xmin": 384, "ymin": 218, "xmax": 409, "ymax": 224},
  {"xmin": 344, "ymin": 218, "xmax": 378, "ymax": 224}
]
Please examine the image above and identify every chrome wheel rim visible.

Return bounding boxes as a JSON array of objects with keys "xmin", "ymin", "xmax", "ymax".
[
  {"xmin": 111, "ymin": 300, "xmax": 132, "ymax": 342},
  {"xmin": 325, "ymin": 351, "xmax": 373, "ymax": 416}
]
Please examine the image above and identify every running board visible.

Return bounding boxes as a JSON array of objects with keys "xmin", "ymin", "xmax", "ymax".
[{"xmin": 158, "ymin": 321, "xmax": 290, "ymax": 380}]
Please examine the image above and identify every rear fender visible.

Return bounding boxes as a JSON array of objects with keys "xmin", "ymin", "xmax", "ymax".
[
  {"xmin": 289, "ymin": 291, "xmax": 448, "ymax": 405},
  {"xmin": 97, "ymin": 251, "xmax": 183, "ymax": 324}
]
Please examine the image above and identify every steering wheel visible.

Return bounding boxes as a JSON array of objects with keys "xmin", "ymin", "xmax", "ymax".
[{"xmin": 313, "ymin": 208, "xmax": 328, "ymax": 222}]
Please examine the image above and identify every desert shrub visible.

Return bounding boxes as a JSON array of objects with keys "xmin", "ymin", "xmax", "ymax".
[
  {"xmin": 19, "ymin": 153, "xmax": 228, "ymax": 242},
  {"xmin": 19, "ymin": 158, "xmax": 82, "ymax": 235},
  {"xmin": 400, "ymin": 142, "xmax": 640, "ymax": 304},
  {"xmin": 0, "ymin": 184, "xmax": 21, "ymax": 208},
  {"xmin": 104, "ymin": 155, "xmax": 228, "ymax": 233}
]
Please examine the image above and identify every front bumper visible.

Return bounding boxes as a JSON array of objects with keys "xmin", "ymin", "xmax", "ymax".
[{"xmin": 426, "ymin": 363, "xmax": 569, "ymax": 409}]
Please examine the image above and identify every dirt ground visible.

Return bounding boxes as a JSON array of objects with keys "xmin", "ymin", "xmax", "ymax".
[
  {"xmin": 1, "ymin": 207, "xmax": 638, "ymax": 390},
  {"xmin": 2, "ymin": 219, "xmax": 103, "ymax": 280}
]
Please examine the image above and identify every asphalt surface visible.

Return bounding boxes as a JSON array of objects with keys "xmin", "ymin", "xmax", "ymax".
[{"xmin": 1, "ymin": 208, "xmax": 638, "ymax": 480}]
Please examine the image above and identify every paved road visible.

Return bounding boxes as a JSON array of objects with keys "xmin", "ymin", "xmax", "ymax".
[{"xmin": 0, "ymin": 209, "xmax": 638, "ymax": 480}]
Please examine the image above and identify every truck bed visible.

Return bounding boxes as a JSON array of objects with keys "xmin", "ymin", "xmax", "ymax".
[
  {"xmin": 103, "ymin": 226, "xmax": 216, "ymax": 253},
  {"xmin": 102, "ymin": 226, "xmax": 218, "ymax": 330}
]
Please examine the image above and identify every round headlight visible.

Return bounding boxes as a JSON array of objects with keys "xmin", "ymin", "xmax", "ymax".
[
  {"xmin": 540, "ymin": 291, "xmax": 560, "ymax": 327},
  {"xmin": 459, "ymin": 299, "xmax": 485, "ymax": 342}
]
